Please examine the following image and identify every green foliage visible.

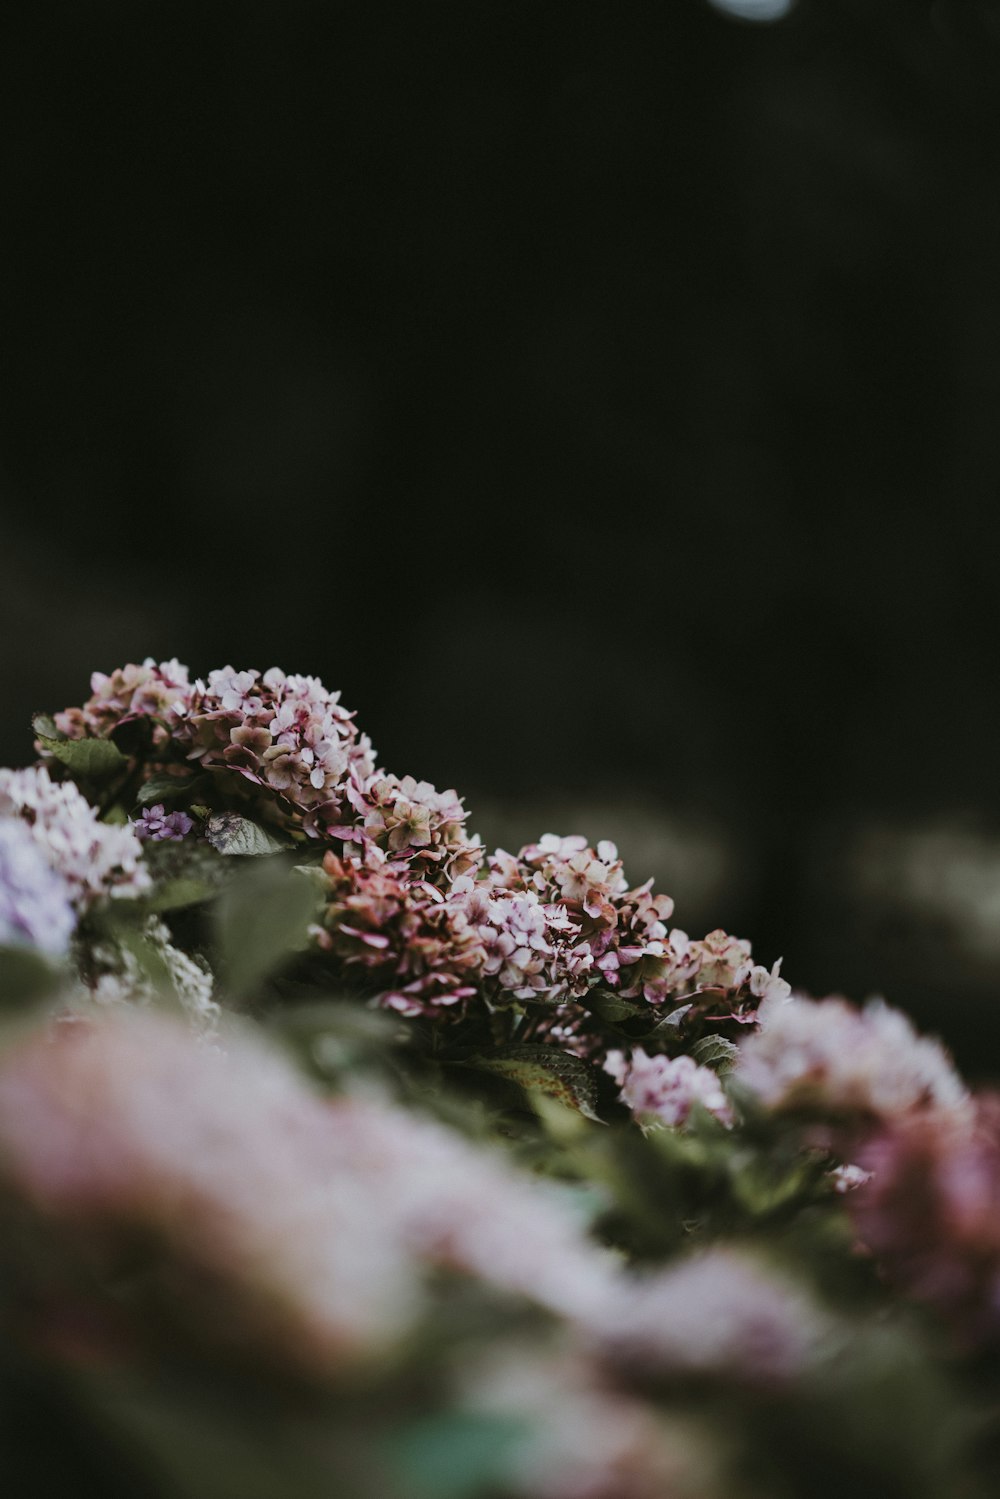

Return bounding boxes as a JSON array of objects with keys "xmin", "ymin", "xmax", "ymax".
[
  {"xmin": 136, "ymin": 772, "xmax": 204, "ymax": 806},
  {"xmin": 385, "ymin": 1412, "xmax": 529, "ymax": 1499},
  {"xmin": 214, "ymin": 859, "xmax": 323, "ymax": 998},
  {"xmin": 204, "ymin": 813, "xmax": 290, "ymax": 857},
  {"xmin": 35, "ymin": 732, "xmax": 126, "ymax": 779},
  {"xmin": 0, "ymin": 945, "xmax": 62, "ymax": 1010},
  {"xmin": 462, "ymin": 1043, "xmax": 604, "ymax": 1122}
]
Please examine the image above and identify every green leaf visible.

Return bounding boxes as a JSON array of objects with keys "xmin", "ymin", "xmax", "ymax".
[
  {"xmin": 31, "ymin": 712, "xmax": 61, "ymax": 741},
  {"xmin": 691, "ymin": 1034, "xmax": 740, "ymax": 1073},
  {"xmin": 215, "ymin": 859, "xmax": 323, "ymax": 997},
  {"xmin": 583, "ymin": 987, "xmax": 649, "ymax": 1024},
  {"xmin": 0, "ymin": 945, "xmax": 63, "ymax": 1009},
  {"xmin": 141, "ymin": 839, "xmax": 235, "ymax": 911},
  {"xmin": 464, "ymin": 1044, "xmax": 604, "ymax": 1123},
  {"xmin": 386, "ymin": 1413, "xmax": 528, "ymax": 1499},
  {"xmin": 37, "ymin": 733, "xmax": 126, "ymax": 779},
  {"xmin": 136, "ymin": 771, "xmax": 202, "ymax": 805},
  {"xmin": 204, "ymin": 813, "xmax": 288, "ymax": 857}
]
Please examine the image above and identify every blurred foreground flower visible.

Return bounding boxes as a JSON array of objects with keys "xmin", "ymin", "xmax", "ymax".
[
  {"xmin": 0, "ymin": 817, "xmax": 75, "ymax": 957},
  {"xmin": 734, "ymin": 995, "xmax": 967, "ymax": 1123},
  {"xmin": 0, "ymin": 1010, "xmax": 614, "ymax": 1378},
  {"xmin": 851, "ymin": 1094, "xmax": 1000, "ymax": 1350}
]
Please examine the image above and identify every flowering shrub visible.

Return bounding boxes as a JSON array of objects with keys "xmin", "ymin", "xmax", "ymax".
[{"xmin": 0, "ymin": 658, "xmax": 997, "ymax": 1499}]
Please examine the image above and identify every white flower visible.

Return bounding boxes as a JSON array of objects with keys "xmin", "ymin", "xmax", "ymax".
[{"xmin": 0, "ymin": 766, "xmax": 149, "ymax": 909}]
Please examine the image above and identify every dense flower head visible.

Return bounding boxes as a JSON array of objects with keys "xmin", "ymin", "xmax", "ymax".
[
  {"xmin": 0, "ymin": 818, "xmax": 76, "ymax": 956},
  {"xmin": 0, "ymin": 1010, "xmax": 614, "ymax": 1374},
  {"xmin": 341, "ymin": 771, "xmax": 482, "ymax": 880},
  {"xmin": 315, "ymin": 851, "xmax": 486, "ymax": 1016},
  {"xmin": 850, "ymin": 1096, "xmax": 1000, "ymax": 1349},
  {"xmin": 484, "ymin": 837, "xmax": 777, "ymax": 1020},
  {"xmin": 174, "ymin": 666, "xmax": 376, "ymax": 835},
  {"xmin": 734, "ymin": 995, "xmax": 968, "ymax": 1122},
  {"xmin": 53, "ymin": 658, "xmax": 193, "ymax": 744},
  {"xmin": 604, "ymin": 1048, "xmax": 734, "ymax": 1129},
  {"xmin": 0, "ymin": 767, "xmax": 149, "ymax": 909}
]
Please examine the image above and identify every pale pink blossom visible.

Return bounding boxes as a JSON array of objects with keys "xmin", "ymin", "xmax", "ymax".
[{"xmin": 604, "ymin": 1048, "xmax": 733, "ymax": 1129}]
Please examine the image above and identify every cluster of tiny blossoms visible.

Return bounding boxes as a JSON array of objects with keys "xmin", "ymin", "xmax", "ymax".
[
  {"xmin": 0, "ymin": 767, "xmax": 149, "ymax": 910},
  {"xmin": 734, "ymin": 995, "xmax": 968, "ymax": 1123},
  {"xmin": 175, "ymin": 667, "xmax": 377, "ymax": 836},
  {"xmin": 314, "ymin": 851, "xmax": 485, "ymax": 1017},
  {"xmin": 604, "ymin": 1048, "xmax": 734, "ymax": 1130},
  {"xmin": 53, "ymin": 658, "xmax": 192, "ymax": 745},
  {"xmin": 0, "ymin": 818, "xmax": 76, "ymax": 956},
  {"xmin": 339, "ymin": 772, "xmax": 482, "ymax": 881}
]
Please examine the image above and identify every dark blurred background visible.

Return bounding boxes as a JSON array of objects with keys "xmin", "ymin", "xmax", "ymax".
[{"xmin": 3, "ymin": 0, "xmax": 1000, "ymax": 1074}]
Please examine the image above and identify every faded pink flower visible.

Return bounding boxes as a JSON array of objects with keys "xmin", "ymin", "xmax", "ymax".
[
  {"xmin": 174, "ymin": 666, "xmax": 376, "ymax": 836},
  {"xmin": 591, "ymin": 1247, "xmax": 828, "ymax": 1387},
  {"xmin": 734, "ymin": 995, "xmax": 967, "ymax": 1123},
  {"xmin": 0, "ymin": 1011, "xmax": 616, "ymax": 1375},
  {"xmin": 850, "ymin": 1095, "xmax": 1000, "ymax": 1349},
  {"xmin": 604, "ymin": 1048, "xmax": 733, "ymax": 1129},
  {"xmin": 52, "ymin": 658, "xmax": 193, "ymax": 747},
  {"xmin": 343, "ymin": 772, "xmax": 482, "ymax": 880},
  {"xmin": 315, "ymin": 851, "xmax": 485, "ymax": 1017}
]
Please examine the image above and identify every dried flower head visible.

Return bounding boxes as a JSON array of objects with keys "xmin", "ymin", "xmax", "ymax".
[
  {"xmin": 314, "ymin": 851, "xmax": 486, "ymax": 1016},
  {"xmin": 52, "ymin": 658, "xmax": 193, "ymax": 746},
  {"xmin": 175, "ymin": 666, "xmax": 376, "ymax": 836},
  {"xmin": 342, "ymin": 771, "xmax": 482, "ymax": 880}
]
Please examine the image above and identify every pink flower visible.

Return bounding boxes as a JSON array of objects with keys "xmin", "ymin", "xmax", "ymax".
[
  {"xmin": 850, "ymin": 1095, "xmax": 1000, "ymax": 1349},
  {"xmin": 174, "ymin": 666, "xmax": 376, "ymax": 837},
  {"xmin": 604, "ymin": 1048, "xmax": 733, "ymax": 1129},
  {"xmin": 734, "ymin": 996, "xmax": 967, "ymax": 1123},
  {"xmin": 52, "ymin": 659, "xmax": 193, "ymax": 747}
]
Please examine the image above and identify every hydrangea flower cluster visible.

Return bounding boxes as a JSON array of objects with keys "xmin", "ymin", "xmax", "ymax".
[
  {"xmin": 53, "ymin": 657, "xmax": 192, "ymax": 745},
  {"xmin": 175, "ymin": 666, "xmax": 377, "ymax": 836},
  {"xmin": 604, "ymin": 1047, "xmax": 734, "ymax": 1129},
  {"xmin": 849, "ymin": 1096, "xmax": 1000, "ymax": 1349},
  {"xmin": 341, "ymin": 772, "xmax": 482, "ymax": 880},
  {"xmin": 0, "ymin": 766, "xmax": 149, "ymax": 910},
  {"xmin": 734, "ymin": 995, "xmax": 968, "ymax": 1123},
  {"xmin": 313, "ymin": 851, "xmax": 486, "ymax": 1017},
  {"xmin": 0, "ymin": 818, "xmax": 76, "ymax": 956}
]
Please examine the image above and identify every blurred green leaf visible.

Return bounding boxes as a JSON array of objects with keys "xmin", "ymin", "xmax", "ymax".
[
  {"xmin": 141, "ymin": 840, "xmax": 235, "ymax": 911},
  {"xmin": 387, "ymin": 1412, "xmax": 528, "ymax": 1499},
  {"xmin": 583, "ymin": 988, "xmax": 649, "ymax": 1024},
  {"xmin": 215, "ymin": 860, "xmax": 322, "ymax": 997},
  {"xmin": 0, "ymin": 945, "xmax": 63, "ymax": 1009}
]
